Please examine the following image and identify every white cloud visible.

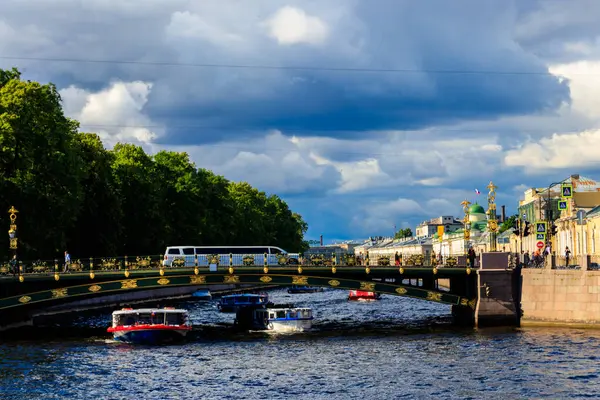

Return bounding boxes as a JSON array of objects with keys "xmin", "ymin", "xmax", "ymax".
[
  {"xmin": 264, "ymin": 6, "xmax": 329, "ymax": 45},
  {"xmin": 504, "ymin": 128, "xmax": 600, "ymax": 171},
  {"xmin": 165, "ymin": 11, "xmax": 244, "ymax": 46},
  {"xmin": 550, "ymin": 61, "xmax": 600, "ymax": 120},
  {"xmin": 60, "ymin": 81, "xmax": 161, "ymax": 147},
  {"xmin": 161, "ymin": 130, "xmax": 340, "ymax": 195}
]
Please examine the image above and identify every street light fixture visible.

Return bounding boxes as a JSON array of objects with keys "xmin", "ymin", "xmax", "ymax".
[
  {"xmin": 487, "ymin": 181, "xmax": 498, "ymax": 252},
  {"xmin": 7, "ymin": 206, "xmax": 19, "ymax": 278},
  {"xmin": 461, "ymin": 200, "xmax": 471, "ymax": 256}
]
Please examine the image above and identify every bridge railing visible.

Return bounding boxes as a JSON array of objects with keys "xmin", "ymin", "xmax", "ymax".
[{"xmin": 0, "ymin": 252, "xmax": 477, "ymax": 276}]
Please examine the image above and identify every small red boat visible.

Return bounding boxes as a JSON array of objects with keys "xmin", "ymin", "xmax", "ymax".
[{"xmin": 348, "ymin": 290, "xmax": 381, "ymax": 301}]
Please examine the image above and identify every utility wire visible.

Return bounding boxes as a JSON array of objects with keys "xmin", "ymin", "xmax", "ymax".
[{"xmin": 0, "ymin": 55, "xmax": 578, "ymax": 76}]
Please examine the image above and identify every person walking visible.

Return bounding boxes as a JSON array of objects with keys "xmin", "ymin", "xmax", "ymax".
[
  {"xmin": 467, "ymin": 247, "xmax": 476, "ymax": 268},
  {"xmin": 63, "ymin": 250, "xmax": 71, "ymax": 273},
  {"xmin": 10, "ymin": 255, "xmax": 17, "ymax": 277},
  {"xmin": 565, "ymin": 246, "xmax": 571, "ymax": 267}
]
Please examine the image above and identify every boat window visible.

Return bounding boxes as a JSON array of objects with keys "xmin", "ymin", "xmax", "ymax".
[
  {"xmin": 182, "ymin": 247, "xmax": 194, "ymax": 255},
  {"xmin": 288, "ymin": 311, "xmax": 297, "ymax": 319},
  {"xmin": 270, "ymin": 313, "xmax": 275, "ymax": 318},
  {"xmin": 168, "ymin": 248, "xmax": 180, "ymax": 255},
  {"xmin": 166, "ymin": 313, "xmax": 183, "ymax": 325},
  {"xmin": 276, "ymin": 311, "xmax": 285, "ymax": 318},
  {"xmin": 137, "ymin": 313, "xmax": 152, "ymax": 324}
]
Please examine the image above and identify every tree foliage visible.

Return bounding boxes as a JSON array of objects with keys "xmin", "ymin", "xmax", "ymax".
[
  {"xmin": 394, "ymin": 228, "xmax": 413, "ymax": 239},
  {"xmin": 499, "ymin": 214, "xmax": 518, "ymax": 234},
  {"xmin": 0, "ymin": 69, "xmax": 309, "ymax": 260}
]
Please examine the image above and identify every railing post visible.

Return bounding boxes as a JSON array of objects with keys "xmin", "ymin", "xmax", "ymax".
[
  {"xmin": 89, "ymin": 257, "xmax": 95, "ymax": 279},
  {"xmin": 194, "ymin": 254, "xmax": 198, "ymax": 268},
  {"xmin": 18, "ymin": 261, "xmax": 24, "ymax": 282},
  {"xmin": 229, "ymin": 253, "xmax": 233, "ymax": 267},
  {"xmin": 124, "ymin": 255, "xmax": 128, "ymax": 269},
  {"xmin": 264, "ymin": 252, "xmax": 268, "ymax": 268},
  {"xmin": 54, "ymin": 259, "xmax": 59, "ymax": 281}
]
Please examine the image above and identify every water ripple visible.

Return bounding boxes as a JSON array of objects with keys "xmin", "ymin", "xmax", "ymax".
[{"xmin": 2, "ymin": 288, "xmax": 600, "ymax": 399}]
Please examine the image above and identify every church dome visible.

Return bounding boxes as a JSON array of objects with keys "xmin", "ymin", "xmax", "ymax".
[{"xmin": 469, "ymin": 204, "xmax": 486, "ymax": 215}]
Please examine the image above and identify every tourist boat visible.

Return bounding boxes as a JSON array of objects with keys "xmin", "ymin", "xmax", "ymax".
[
  {"xmin": 192, "ymin": 289, "xmax": 212, "ymax": 300},
  {"xmin": 234, "ymin": 304, "xmax": 313, "ymax": 333},
  {"xmin": 217, "ymin": 293, "xmax": 269, "ymax": 313},
  {"xmin": 348, "ymin": 290, "xmax": 381, "ymax": 301},
  {"xmin": 107, "ymin": 307, "xmax": 192, "ymax": 344},
  {"xmin": 287, "ymin": 285, "xmax": 324, "ymax": 294}
]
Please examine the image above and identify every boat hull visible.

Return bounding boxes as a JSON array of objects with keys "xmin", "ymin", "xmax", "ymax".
[
  {"xmin": 109, "ymin": 327, "xmax": 189, "ymax": 344},
  {"xmin": 267, "ymin": 320, "xmax": 312, "ymax": 333},
  {"xmin": 348, "ymin": 291, "xmax": 381, "ymax": 301}
]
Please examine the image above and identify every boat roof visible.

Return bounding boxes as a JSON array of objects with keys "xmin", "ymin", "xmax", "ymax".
[
  {"xmin": 112, "ymin": 308, "xmax": 188, "ymax": 315},
  {"xmin": 222, "ymin": 293, "xmax": 266, "ymax": 298},
  {"xmin": 263, "ymin": 307, "xmax": 311, "ymax": 312}
]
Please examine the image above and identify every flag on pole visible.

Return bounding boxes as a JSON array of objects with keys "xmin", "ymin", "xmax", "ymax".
[{"xmin": 475, "ymin": 189, "xmax": 481, "ymax": 195}]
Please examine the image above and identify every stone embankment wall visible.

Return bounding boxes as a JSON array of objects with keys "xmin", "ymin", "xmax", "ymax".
[{"xmin": 521, "ymin": 269, "xmax": 600, "ymax": 326}]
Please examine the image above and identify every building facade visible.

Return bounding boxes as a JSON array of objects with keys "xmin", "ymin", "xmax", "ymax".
[{"xmin": 415, "ymin": 216, "xmax": 463, "ymax": 238}]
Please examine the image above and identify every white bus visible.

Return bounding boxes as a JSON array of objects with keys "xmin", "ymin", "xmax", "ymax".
[{"xmin": 162, "ymin": 246, "xmax": 300, "ymax": 267}]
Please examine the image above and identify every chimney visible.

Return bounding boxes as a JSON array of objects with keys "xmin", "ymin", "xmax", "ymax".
[
  {"xmin": 501, "ymin": 205, "xmax": 506, "ymax": 223},
  {"xmin": 320, "ymin": 235, "xmax": 323, "ymax": 246}
]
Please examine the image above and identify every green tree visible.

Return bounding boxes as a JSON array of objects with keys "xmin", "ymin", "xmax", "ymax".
[
  {"xmin": 499, "ymin": 214, "xmax": 518, "ymax": 234},
  {"xmin": 394, "ymin": 227, "xmax": 413, "ymax": 239},
  {"xmin": 69, "ymin": 133, "xmax": 123, "ymax": 256},
  {"xmin": 0, "ymin": 76, "xmax": 84, "ymax": 258}
]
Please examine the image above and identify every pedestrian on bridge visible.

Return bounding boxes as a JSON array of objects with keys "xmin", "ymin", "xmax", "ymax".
[
  {"xmin": 468, "ymin": 247, "xmax": 476, "ymax": 268},
  {"xmin": 10, "ymin": 255, "xmax": 17, "ymax": 277},
  {"xmin": 63, "ymin": 251, "xmax": 71, "ymax": 273}
]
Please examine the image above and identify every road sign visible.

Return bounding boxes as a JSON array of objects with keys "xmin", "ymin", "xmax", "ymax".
[
  {"xmin": 536, "ymin": 221, "xmax": 547, "ymax": 234},
  {"xmin": 561, "ymin": 183, "xmax": 573, "ymax": 198},
  {"xmin": 536, "ymin": 233, "xmax": 546, "ymax": 241},
  {"xmin": 536, "ymin": 241, "xmax": 545, "ymax": 249},
  {"xmin": 558, "ymin": 200, "xmax": 567, "ymax": 210}
]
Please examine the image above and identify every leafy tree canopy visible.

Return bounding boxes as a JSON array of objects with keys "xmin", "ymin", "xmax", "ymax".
[{"xmin": 394, "ymin": 228, "xmax": 413, "ymax": 239}]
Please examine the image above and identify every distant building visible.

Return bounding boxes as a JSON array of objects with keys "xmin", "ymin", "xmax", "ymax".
[
  {"xmin": 416, "ymin": 215, "xmax": 462, "ymax": 238},
  {"xmin": 304, "ymin": 243, "xmax": 358, "ymax": 257}
]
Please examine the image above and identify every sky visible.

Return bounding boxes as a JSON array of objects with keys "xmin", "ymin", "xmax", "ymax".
[{"xmin": 2, "ymin": 0, "xmax": 600, "ymax": 244}]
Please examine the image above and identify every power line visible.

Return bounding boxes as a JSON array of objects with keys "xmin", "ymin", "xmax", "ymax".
[{"xmin": 0, "ymin": 55, "xmax": 579, "ymax": 76}]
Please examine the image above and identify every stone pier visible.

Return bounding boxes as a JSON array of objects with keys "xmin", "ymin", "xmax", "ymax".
[{"xmin": 474, "ymin": 252, "xmax": 520, "ymax": 327}]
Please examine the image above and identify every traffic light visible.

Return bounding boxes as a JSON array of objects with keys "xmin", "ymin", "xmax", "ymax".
[
  {"xmin": 550, "ymin": 224, "xmax": 558, "ymax": 236},
  {"xmin": 523, "ymin": 221, "xmax": 531, "ymax": 237},
  {"xmin": 512, "ymin": 219, "xmax": 520, "ymax": 236}
]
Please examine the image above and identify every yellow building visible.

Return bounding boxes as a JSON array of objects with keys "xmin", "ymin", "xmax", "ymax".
[{"xmin": 517, "ymin": 174, "xmax": 600, "ymax": 257}]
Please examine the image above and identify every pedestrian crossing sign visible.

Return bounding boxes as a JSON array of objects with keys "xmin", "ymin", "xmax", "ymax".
[
  {"xmin": 536, "ymin": 233, "xmax": 546, "ymax": 241},
  {"xmin": 536, "ymin": 221, "xmax": 547, "ymax": 234},
  {"xmin": 561, "ymin": 183, "xmax": 573, "ymax": 198},
  {"xmin": 558, "ymin": 200, "xmax": 567, "ymax": 210}
]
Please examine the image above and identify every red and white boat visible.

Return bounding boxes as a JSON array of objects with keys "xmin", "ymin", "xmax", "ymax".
[
  {"xmin": 348, "ymin": 290, "xmax": 381, "ymax": 301},
  {"xmin": 107, "ymin": 307, "xmax": 192, "ymax": 344}
]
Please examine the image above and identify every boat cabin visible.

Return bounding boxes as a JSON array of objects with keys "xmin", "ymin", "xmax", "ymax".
[{"xmin": 111, "ymin": 308, "xmax": 189, "ymax": 327}]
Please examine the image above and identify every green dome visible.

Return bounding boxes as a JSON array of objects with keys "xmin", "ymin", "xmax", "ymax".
[{"xmin": 469, "ymin": 204, "xmax": 486, "ymax": 214}]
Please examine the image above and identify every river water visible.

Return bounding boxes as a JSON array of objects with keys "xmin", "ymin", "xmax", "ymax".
[{"xmin": 1, "ymin": 288, "xmax": 600, "ymax": 399}]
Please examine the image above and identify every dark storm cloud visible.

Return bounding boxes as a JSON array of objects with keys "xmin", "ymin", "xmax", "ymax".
[{"xmin": 1, "ymin": 0, "xmax": 572, "ymax": 146}]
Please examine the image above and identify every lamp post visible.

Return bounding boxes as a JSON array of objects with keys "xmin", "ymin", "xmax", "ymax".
[
  {"xmin": 8, "ymin": 206, "xmax": 18, "ymax": 276},
  {"xmin": 487, "ymin": 181, "xmax": 498, "ymax": 252},
  {"xmin": 461, "ymin": 200, "xmax": 471, "ymax": 255}
]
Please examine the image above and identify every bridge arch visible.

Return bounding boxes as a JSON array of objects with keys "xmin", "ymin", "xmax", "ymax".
[{"xmin": 0, "ymin": 273, "xmax": 476, "ymax": 311}]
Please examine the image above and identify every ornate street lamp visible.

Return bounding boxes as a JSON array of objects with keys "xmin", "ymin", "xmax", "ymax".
[
  {"xmin": 487, "ymin": 181, "xmax": 498, "ymax": 252},
  {"xmin": 461, "ymin": 200, "xmax": 471, "ymax": 255},
  {"xmin": 7, "ymin": 206, "xmax": 19, "ymax": 278}
]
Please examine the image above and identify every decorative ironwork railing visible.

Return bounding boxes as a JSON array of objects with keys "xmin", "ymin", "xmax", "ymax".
[{"xmin": 0, "ymin": 252, "xmax": 478, "ymax": 276}]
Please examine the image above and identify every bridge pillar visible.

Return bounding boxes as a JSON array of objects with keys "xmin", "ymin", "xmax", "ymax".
[{"xmin": 474, "ymin": 252, "xmax": 520, "ymax": 327}]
